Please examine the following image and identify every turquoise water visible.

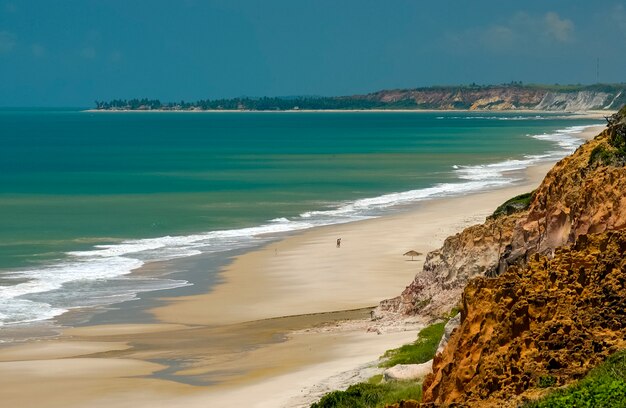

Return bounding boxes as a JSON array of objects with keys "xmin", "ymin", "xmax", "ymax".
[{"xmin": 0, "ymin": 109, "xmax": 601, "ymax": 326}]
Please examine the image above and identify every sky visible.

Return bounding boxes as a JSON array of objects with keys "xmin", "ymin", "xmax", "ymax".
[{"xmin": 0, "ymin": 0, "xmax": 625, "ymax": 106}]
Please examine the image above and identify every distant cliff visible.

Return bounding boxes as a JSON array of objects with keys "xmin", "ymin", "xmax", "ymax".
[
  {"xmin": 355, "ymin": 85, "xmax": 626, "ymax": 111},
  {"xmin": 95, "ymin": 84, "xmax": 626, "ymax": 111},
  {"xmin": 379, "ymin": 106, "xmax": 626, "ymax": 407}
]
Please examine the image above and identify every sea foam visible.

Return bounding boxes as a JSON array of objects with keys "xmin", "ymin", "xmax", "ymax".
[{"xmin": 0, "ymin": 124, "xmax": 597, "ymax": 328}]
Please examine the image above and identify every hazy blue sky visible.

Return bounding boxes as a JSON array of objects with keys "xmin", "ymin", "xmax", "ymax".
[{"xmin": 1, "ymin": 0, "xmax": 625, "ymax": 106}]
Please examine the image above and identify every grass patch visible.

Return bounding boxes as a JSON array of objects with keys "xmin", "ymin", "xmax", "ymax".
[
  {"xmin": 310, "ymin": 320, "xmax": 449, "ymax": 407},
  {"xmin": 379, "ymin": 322, "xmax": 446, "ymax": 368},
  {"xmin": 525, "ymin": 350, "xmax": 626, "ymax": 407},
  {"xmin": 491, "ymin": 191, "xmax": 534, "ymax": 218},
  {"xmin": 368, "ymin": 374, "xmax": 384, "ymax": 385},
  {"xmin": 310, "ymin": 381, "xmax": 422, "ymax": 408}
]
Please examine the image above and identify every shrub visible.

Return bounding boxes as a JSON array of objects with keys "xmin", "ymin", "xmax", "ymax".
[
  {"xmin": 589, "ymin": 140, "xmax": 626, "ymax": 167},
  {"xmin": 538, "ymin": 375, "xmax": 556, "ymax": 388},
  {"xmin": 525, "ymin": 350, "xmax": 626, "ymax": 407},
  {"xmin": 311, "ymin": 382, "xmax": 422, "ymax": 408},
  {"xmin": 589, "ymin": 144, "xmax": 616, "ymax": 165},
  {"xmin": 491, "ymin": 191, "xmax": 534, "ymax": 218}
]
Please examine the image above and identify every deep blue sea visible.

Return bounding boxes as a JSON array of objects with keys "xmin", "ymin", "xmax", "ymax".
[{"xmin": 0, "ymin": 109, "xmax": 602, "ymax": 330}]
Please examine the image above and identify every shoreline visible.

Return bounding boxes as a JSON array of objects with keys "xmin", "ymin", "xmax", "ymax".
[
  {"xmin": 84, "ymin": 108, "xmax": 614, "ymax": 119},
  {"xmin": 1, "ymin": 119, "xmax": 604, "ymax": 335},
  {"xmin": 0, "ymin": 125, "xmax": 605, "ymax": 407},
  {"xmin": 0, "ymin": 163, "xmax": 556, "ymax": 408}
]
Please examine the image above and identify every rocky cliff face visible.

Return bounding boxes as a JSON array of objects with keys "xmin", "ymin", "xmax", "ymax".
[
  {"xmin": 503, "ymin": 114, "xmax": 626, "ymax": 266},
  {"xmin": 378, "ymin": 212, "xmax": 525, "ymax": 318},
  {"xmin": 371, "ymin": 87, "xmax": 547, "ymax": 110},
  {"xmin": 388, "ymin": 107, "xmax": 626, "ymax": 406},
  {"xmin": 362, "ymin": 86, "xmax": 626, "ymax": 111},
  {"xmin": 421, "ymin": 230, "xmax": 626, "ymax": 407},
  {"xmin": 535, "ymin": 91, "xmax": 613, "ymax": 111}
]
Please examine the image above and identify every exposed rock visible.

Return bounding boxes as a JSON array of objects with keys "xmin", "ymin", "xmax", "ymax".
[
  {"xmin": 436, "ymin": 314, "xmax": 460, "ymax": 355},
  {"xmin": 384, "ymin": 361, "xmax": 433, "ymax": 382},
  {"xmin": 504, "ymin": 122, "xmax": 626, "ymax": 266},
  {"xmin": 378, "ymin": 211, "xmax": 524, "ymax": 318},
  {"xmin": 370, "ymin": 87, "xmax": 547, "ymax": 110},
  {"xmin": 535, "ymin": 91, "xmax": 612, "ymax": 111},
  {"xmin": 421, "ymin": 230, "xmax": 626, "ymax": 407},
  {"xmin": 363, "ymin": 86, "xmax": 625, "ymax": 111}
]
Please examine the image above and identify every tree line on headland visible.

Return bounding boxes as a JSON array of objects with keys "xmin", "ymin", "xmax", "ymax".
[{"xmin": 94, "ymin": 96, "xmax": 386, "ymax": 111}]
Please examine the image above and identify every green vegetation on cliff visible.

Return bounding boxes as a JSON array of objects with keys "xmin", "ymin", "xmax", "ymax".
[
  {"xmin": 589, "ymin": 107, "xmax": 626, "ymax": 166},
  {"xmin": 491, "ymin": 191, "xmax": 534, "ymax": 218},
  {"xmin": 525, "ymin": 350, "xmax": 626, "ymax": 408}
]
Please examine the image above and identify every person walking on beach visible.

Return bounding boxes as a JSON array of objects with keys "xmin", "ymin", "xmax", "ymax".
[{"xmin": 336, "ymin": 238, "xmax": 341, "ymax": 248}]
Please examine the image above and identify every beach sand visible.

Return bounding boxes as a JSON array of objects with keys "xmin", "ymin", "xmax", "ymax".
[{"xmin": 0, "ymin": 125, "xmax": 605, "ymax": 407}]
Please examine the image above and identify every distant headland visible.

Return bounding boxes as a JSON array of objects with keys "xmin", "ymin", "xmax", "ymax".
[{"xmin": 93, "ymin": 83, "xmax": 626, "ymax": 112}]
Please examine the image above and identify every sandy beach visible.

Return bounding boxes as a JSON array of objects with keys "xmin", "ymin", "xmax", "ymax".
[{"xmin": 0, "ymin": 125, "xmax": 605, "ymax": 407}]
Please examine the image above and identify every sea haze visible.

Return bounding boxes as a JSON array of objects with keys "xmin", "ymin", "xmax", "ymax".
[{"xmin": 0, "ymin": 110, "xmax": 601, "ymax": 332}]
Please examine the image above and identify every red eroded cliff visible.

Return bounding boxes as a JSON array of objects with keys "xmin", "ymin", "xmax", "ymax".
[{"xmin": 421, "ymin": 230, "xmax": 626, "ymax": 407}]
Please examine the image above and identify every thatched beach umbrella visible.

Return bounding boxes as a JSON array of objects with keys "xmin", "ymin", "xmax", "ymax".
[{"xmin": 403, "ymin": 250, "xmax": 422, "ymax": 261}]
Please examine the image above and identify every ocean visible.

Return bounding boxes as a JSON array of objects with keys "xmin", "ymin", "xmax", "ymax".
[{"xmin": 0, "ymin": 109, "xmax": 601, "ymax": 334}]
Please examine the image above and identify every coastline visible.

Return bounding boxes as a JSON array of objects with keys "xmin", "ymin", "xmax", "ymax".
[
  {"xmin": 0, "ymin": 125, "xmax": 605, "ymax": 407},
  {"xmin": 84, "ymin": 108, "xmax": 614, "ymax": 119}
]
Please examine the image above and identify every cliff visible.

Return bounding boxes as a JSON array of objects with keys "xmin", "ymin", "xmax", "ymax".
[
  {"xmin": 379, "ymin": 211, "xmax": 526, "ymax": 318},
  {"xmin": 383, "ymin": 106, "xmax": 626, "ymax": 406},
  {"xmin": 359, "ymin": 85, "xmax": 625, "ymax": 111},
  {"xmin": 422, "ymin": 230, "xmax": 626, "ymax": 407},
  {"xmin": 379, "ymin": 107, "xmax": 626, "ymax": 320},
  {"xmin": 361, "ymin": 86, "xmax": 547, "ymax": 110}
]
